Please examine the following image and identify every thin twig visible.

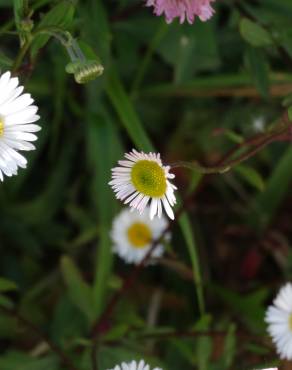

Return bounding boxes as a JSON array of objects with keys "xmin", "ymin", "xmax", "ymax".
[
  {"xmin": 172, "ymin": 130, "xmax": 289, "ymax": 173},
  {"xmin": 0, "ymin": 305, "xmax": 79, "ymax": 370}
]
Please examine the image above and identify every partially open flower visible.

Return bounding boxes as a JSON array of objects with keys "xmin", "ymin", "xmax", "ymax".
[
  {"xmin": 265, "ymin": 283, "xmax": 292, "ymax": 360},
  {"xmin": 111, "ymin": 207, "xmax": 169, "ymax": 265},
  {"xmin": 146, "ymin": 0, "xmax": 215, "ymax": 24},
  {"xmin": 109, "ymin": 150, "xmax": 177, "ymax": 220},
  {"xmin": 0, "ymin": 71, "xmax": 41, "ymax": 180}
]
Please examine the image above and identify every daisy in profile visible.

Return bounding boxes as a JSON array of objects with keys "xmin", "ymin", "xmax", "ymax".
[
  {"xmin": 0, "ymin": 71, "xmax": 41, "ymax": 180},
  {"xmin": 109, "ymin": 150, "xmax": 177, "ymax": 220},
  {"xmin": 111, "ymin": 207, "xmax": 169, "ymax": 265},
  {"xmin": 146, "ymin": 0, "xmax": 215, "ymax": 24},
  {"xmin": 265, "ymin": 283, "xmax": 292, "ymax": 360},
  {"xmin": 107, "ymin": 359, "xmax": 162, "ymax": 370}
]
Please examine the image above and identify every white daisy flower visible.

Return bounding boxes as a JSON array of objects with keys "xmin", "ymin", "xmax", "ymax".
[
  {"xmin": 111, "ymin": 207, "xmax": 169, "ymax": 265},
  {"xmin": 265, "ymin": 283, "xmax": 292, "ymax": 360},
  {"xmin": 107, "ymin": 359, "xmax": 162, "ymax": 370},
  {"xmin": 109, "ymin": 150, "xmax": 177, "ymax": 220},
  {"xmin": 0, "ymin": 71, "xmax": 41, "ymax": 180}
]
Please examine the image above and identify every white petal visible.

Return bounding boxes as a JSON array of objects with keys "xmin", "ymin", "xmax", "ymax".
[
  {"xmin": 150, "ymin": 198, "xmax": 158, "ymax": 220},
  {"xmin": 2, "ymin": 138, "xmax": 36, "ymax": 151},
  {"xmin": 5, "ymin": 105, "xmax": 39, "ymax": 125},
  {"xmin": 162, "ymin": 196, "xmax": 174, "ymax": 220},
  {"xmin": 5, "ymin": 124, "xmax": 41, "ymax": 133},
  {"xmin": 5, "ymin": 131, "xmax": 38, "ymax": 142}
]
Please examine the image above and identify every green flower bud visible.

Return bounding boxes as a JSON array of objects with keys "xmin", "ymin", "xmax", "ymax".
[{"xmin": 65, "ymin": 60, "xmax": 104, "ymax": 84}]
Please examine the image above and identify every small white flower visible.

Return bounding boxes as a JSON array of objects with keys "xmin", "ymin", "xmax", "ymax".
[
  {"xmin": 107, "ymin": 359, "xmax": 162, "ymax": 370},
  {"xmin": 109, "ymin": 150, "xmax": 177, "ymax": 220},
  {"xmin": 265, "ymin": 283, "xmax": 292, "ymax": 360},
  {"xmin": 0, "ymin": 71, "xmax": 41, "ymax": 180},
  {"xmin": 111, "ymin": 207, "xmax": 169, "ymax": 265},
  {"xmin": 253, "ymin": 116, "xmax": 265, "ymax": 132}
]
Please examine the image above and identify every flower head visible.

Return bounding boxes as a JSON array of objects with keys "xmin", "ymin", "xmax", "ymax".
[
  {"xmin": 109, "ymin": 150, "xmax": 177, "ymax": 220},
  {"xmin": 0, "ymin": 71, "xmax": 41, "ymax": 180},
  {"xmin": 111, "ymin": 207, "xmax": 169, "ymax": 265},
  {"xmin": 146, "ymin": 0, "xmax": 215, "ymax": 24},
  {"xmin": 107, "ymin": 359, "xmax": 162, "ymax": 370},
  {"xmin": 265, "ymin": 283, "xmax": 292, "ymax": 360}
]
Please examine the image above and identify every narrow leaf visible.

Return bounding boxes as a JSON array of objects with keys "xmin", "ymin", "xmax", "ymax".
[
  {"xmin": 0, "ymin": 278, "xmax": 18, "ymax": 293},
  {"xmin": 240, "ymin": 18, "xmax": 273, "ymax": 47},
  {"xmin": 234, "ymin": 164, "xmax": 265, "ymax": 191},
  {"xmin": 60, "ymin": 256, "xmax": 95, "ymax": 323}
]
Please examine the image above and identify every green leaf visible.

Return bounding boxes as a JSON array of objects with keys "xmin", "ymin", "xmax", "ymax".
[
  {"xmin": 60, "ymin": 256, "xmax": 95, "ymax": 324},
  {"xmin": 246, "ymin": 46, "xmax": 269, "ymax": 98},
  {"xmin": 288, "ymin": 106, "xmax": 292, "ymax": 121},
  {"xmin": 157, "ymin": 21, "xmax": 219, "ymax": 80},
  {"xmin": 13, "ymin": 0, "xmax": 27, "ymax": 27},
  {"xmin": 0, "ymin": 277, "xmax": 18, "ymax": 292},
  {"xmin": 212, "ymin": 284, "xmax": 268, "ymax": 331},
  {"xmin": 106, "ymin": 68, "xmax": 153, "ymax": 152},
  {"xmin": 81, "ymin": 0, "xmax": 111, "ymax": 64},
  {"xmin": 10, "ymin": 134, "xmax": 74, "ymax": 225},
  {"xmin": 224, "ymin": 129, "xmax": 244, "ymax": 144},
  {"xmin": 249, "ymin": 147, "xmax": 292, "ymax": 230},
  {"xmin": 240, "ymin": 18, "xmax": 273, "ymax": 47},
  {"xmin": 222, "ymin": 324, "xmax": 236, "ymax": 368},
  {"xmin": 0, "ymin": 352, "xmax": 59, "ymax": 370},
  {"xmin": 13, "ymin": 0, "xmax": 32, "ymax": 45},
  {"xmin": 196, "ymin": 328, "xmax": 212, "ymax": 370},
  {"xmin": 103, "ymin": 323, "xmax": 129, "ymax": 341},
  {"xmin": 0, "ymin": 52, "xmax": 13, "ymax": 68},
  {"xmin": 31, "ymin": 0, "xmax": 75, "ymax": 57},
  {"xmin": 85, "ymin": 107, "xmax": 123, "ymax": 318},
  {"xmin": 234, "ymin": 164, "xmax": 265, "ymax": 191},
  {"xmin": 178, "ymin": 212, "xmax": 205, "ymax": 315},
  {"xmin": 131, "ymin": 20, "xmax": 168, "ymax": 93},
  {"xmin": 50, "ymin": 295, "xmax": 88, "ymax": 346}
]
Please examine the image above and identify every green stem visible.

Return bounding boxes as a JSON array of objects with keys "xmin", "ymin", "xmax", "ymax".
[
  {"xmin": 12, "ymin": 26, "xmax": 71, "ymax": 74},
  {"xmin": 12, "ymin": 39, "xmax": 32, "ymax": 73}
]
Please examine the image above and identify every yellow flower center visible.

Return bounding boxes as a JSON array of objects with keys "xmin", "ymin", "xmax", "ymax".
[
  {"xmin": 131, "ymin": 160, "xmax": 167, "ymax": 198},
  {"xmin": 127, "ymin": 222, "xmax": 152, "ymax": 248},
  {"xmin": 289, "ymin": 314, "xmax": 292, "ymax": 331},
  {"xmin": 0, "ymin": 118, "xmax": 4, "ymax": 137}
]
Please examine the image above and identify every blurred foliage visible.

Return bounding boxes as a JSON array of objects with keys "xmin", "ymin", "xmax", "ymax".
[{"xmin": 0, "ymin": 0, "xmax": 292, "ymax": 369}]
